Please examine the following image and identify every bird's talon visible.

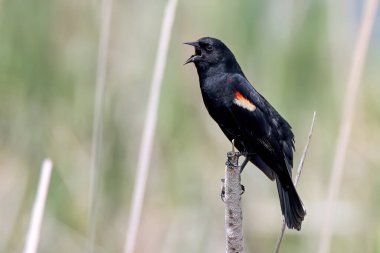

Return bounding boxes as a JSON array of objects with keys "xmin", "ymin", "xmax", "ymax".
[
  {"xmin": 240, "ymin": 184, "xmax": 245, "ymax": 195},
  {"xmin": 225, "ymin": 160, "xmax": 233, "ymax": 167},
  {"xmin": 220, "ymin": 179, "xmax": 225, "ymax": 202},
  {"xmin": 220, "ymin": 188, "xmax": 226, "ymax": 202}
]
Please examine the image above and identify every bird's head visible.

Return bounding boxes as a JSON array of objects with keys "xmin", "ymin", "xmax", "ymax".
[
  {"xmin": 184, "ymin": 37, "xmax": 241, "ymax": 75},
  {"xmin": 184, "ymin": 37, "xmax": 227, "ymax": 65}
]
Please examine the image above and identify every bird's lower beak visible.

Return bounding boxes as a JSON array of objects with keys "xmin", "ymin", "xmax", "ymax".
[
  {"xmin": 184, "ymin": 41, "xmax": 201, "ymax": 65},
  {"xmin": 184, "ymin": 55, "xmax": 196, "ymax": 65}
]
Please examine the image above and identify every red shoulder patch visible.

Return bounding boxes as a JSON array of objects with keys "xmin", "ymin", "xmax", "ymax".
[{"xmin": 233, "ymin": 91, "xmax": 256, "ymax": 111}]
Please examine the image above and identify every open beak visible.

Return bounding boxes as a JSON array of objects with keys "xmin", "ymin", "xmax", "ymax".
[{"xmin": 184, "ymin": 41, "xmax": 201, "ymax": 65}]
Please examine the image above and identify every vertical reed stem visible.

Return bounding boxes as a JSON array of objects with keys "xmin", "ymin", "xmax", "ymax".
[
  {"xmin": 23, "ymin": 159, "xmax": 53, "ymax": 253},
  {"xmin": 123, "ymin": 0, "xmax": 178, "ymax": 252},
  {"xmin": 319, "ymin": 1, "xmax": 378, "ymax": 252}
]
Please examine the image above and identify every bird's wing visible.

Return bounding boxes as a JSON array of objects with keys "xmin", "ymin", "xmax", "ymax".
[
  {"xmin": 227, "ymin": 73, "xmax": 295, "ymax": 176},
  {"xmin": 258, "ymin": 93, "xmax": 295, "ymax": 170}
]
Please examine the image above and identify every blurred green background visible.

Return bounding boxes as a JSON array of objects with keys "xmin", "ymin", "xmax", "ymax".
[{"xmin": 1, "ymin": 0, "xmax": 379, "ymax": 252}]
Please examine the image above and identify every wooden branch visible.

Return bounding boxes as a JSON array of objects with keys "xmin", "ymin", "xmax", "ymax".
[
  {"xmin": 274, "ymin": 112, "xmax": 316, "ymax": 253},
  {"xmin": 223, "ymin": 140, "xmax": 244, "ymax": 253}
]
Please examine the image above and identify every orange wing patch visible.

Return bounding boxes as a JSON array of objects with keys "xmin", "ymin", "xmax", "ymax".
[{"xmin": 233, "ymin": 91, "xmax": 256, "ymax": 111}]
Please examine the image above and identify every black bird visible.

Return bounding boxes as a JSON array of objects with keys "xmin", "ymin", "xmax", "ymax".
[{"xmin": 184, "ymin": 37, "xmax": 306, "ymax": 230}]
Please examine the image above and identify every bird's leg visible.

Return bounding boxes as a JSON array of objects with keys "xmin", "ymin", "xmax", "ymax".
[
  {"xmin": 236, "ymin": 156, "xmax": 249, "ymax": 195},
  {"xmin": 239, "ymin": 156, "xmax": 249, "ymax": 174},
  {"xmin": 222, "ymin": 140, "xmax": 241, "ymax": 201},
  {"xmin": 222, "ymin": 141, "xmax": 251, "ymax": 199}
]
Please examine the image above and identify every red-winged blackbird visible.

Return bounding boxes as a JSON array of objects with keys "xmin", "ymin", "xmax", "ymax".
[{"xmin": 184, "ymin": 37, "xmax": 306, "ymax": 230}]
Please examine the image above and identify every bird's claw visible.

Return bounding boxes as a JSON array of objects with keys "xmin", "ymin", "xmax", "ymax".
[
  {"xmin": 220, "ymin": 178, "xmax": 225, "ymax": 202},
  {"xmin": 221, "ymin": 188, "xmax": 225, "ymax": 202},
  {"xmin": 240, "ymin": 184, "xmax": 245, "ymax": 195},
  {"xmin": 220, "ymin": 180, "xmax": 245, "ymax": 201},
  {"xmin": 225, "ymin": 159, "xmax": 234, "ymax": 167}
]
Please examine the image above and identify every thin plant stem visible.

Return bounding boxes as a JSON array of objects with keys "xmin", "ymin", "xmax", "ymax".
[
  {"xmin": 318, "ymin": 1, "xmax": 378, "ymax": 253},
  {"xmin": 224, "ymin": 141, "xmax": 244, "ymax": 253},
  {"xmin": 123, "ymin": 0, "xmax": 178, "ymax": 252},
  {"xmin": 87, "ymin": 0, "xmax": 113, "ymax": 251},
  {"xmin": 23, "ymin": 159, "xmax": 53, "ymax": 253},
  {"xmin": 274, "ymin": 112, "xmax": 316, "ymax": 253}
]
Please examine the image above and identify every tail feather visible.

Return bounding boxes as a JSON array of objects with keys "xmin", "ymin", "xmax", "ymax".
[{"xmin": 276, "ymin": 178, "xmax": 306, "ymax": 230}]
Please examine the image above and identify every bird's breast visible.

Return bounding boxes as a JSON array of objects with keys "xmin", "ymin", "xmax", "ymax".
[{"xmin": 200, "ymin": 87, "xmax": 234, "ymax": 127}]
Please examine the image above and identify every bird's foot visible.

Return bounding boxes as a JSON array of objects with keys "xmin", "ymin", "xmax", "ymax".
[
  {"xmin": 240, "ymin": 184, "xmax": 245, "ymax": 195},
  {"xmin": 225, "ymin": 159, "xmax": 234, "ymax": 167},
  {"xmin": 220, "ymin": 180, "xmax": 245, "ymax": 202},
  {"xmin": 220, "ymin": 179, "xmax": 225, "ymax": 202}
]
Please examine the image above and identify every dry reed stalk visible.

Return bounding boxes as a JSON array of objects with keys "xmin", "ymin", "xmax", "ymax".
[
  {"xmin": 274, "ymin": 112, "xmax": 316, "ymax": 253},
  {"xmin": 87, "ymin": 0, "xmax": 113, "ymax": 251},
  {"xmin": 123, "ymin": 0, "xmax": 178, "ymax": 252},
  {"xmin": 23, "ymin": 159, "xmax": 53, "ymax": 253},
  {"xmin": 318, "ymin": 1, "xmax": 378, "ymax": 253}
]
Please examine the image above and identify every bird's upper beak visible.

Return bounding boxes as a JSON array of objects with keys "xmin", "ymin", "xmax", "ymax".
[
  {"xmin": 184, "ymin": 41, "xmax": 199, "ymax": 47},
  {"xmin": 184, "ymin": 41, "xmax": 201, "ymax": 65}
]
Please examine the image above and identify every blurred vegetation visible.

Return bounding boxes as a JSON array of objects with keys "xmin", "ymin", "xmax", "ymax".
[{"xmin": 0, "ymin": 0, "xmax": 379, "ymax": 252}]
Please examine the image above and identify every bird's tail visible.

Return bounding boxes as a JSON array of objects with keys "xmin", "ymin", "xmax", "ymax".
[{"xmin": 276, "ymin": 177, "xmax": 306, "ymax": 230}]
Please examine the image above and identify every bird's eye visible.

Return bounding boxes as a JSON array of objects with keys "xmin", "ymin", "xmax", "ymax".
[{"xmin": 205, "ymin": 44, "xmax": 213, "ymax": 52}]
